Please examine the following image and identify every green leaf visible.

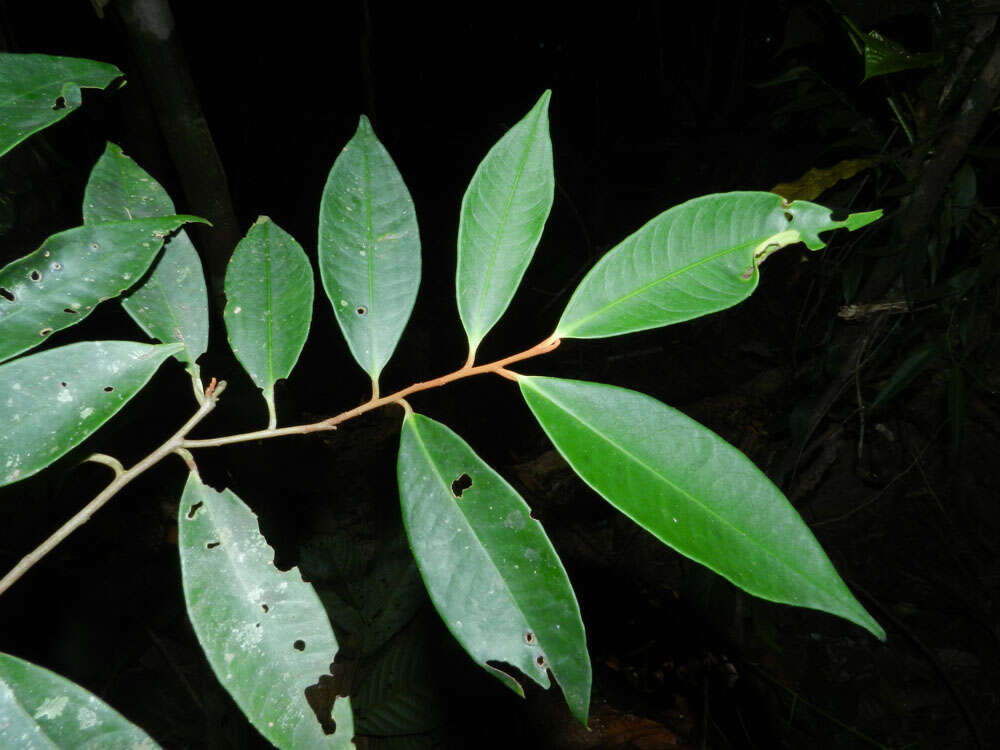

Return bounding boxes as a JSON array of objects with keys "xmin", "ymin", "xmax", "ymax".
[
  {"xmin": 0, "ymin": 53, "xmax": 122, "ymax": 160},
  {"xmin": 862, "ymin": 31, "xmax": 942, "ymax": 82},
  {"xmin": 0, "ymin": 341, "xmax": 181, "ymax": 488},
  {"xmin": 0, "ymin": 651, "xmax": 161, "ymax": 748},
  {"xmin": 397, "ymin": 412, "xmax": 591, "ymax": 724},
  {"xmin": 319, "ymin": 115, "xmax": 420, "ymax": 384},
  {"xmin": 224, "ymin": 217, "xmax": 314, "ymax": 426},
  {"xmin": 555, "ymin": 192, "xmax": 881, "ymax": 339},
  {"xmin": 0, "ymin": 214, "xmax": 208, "ymax": 363},
  {"xmin": 871, "ymin": 339, "xmax": 944, "ymax": 410},
  {"xmin": 178, "ymin": 474, "xmax": 354, "ymax": 749},
  {"xmin": 519, "ymin": 376, "xmax": 885, "ymax": 640},
  {"xmin": 456, "ymin": 91, "xmax": 554, "ymax": 357},
  {"xmin": 83, "ymin": 143, "xmax": 209, "ymax": 371}
]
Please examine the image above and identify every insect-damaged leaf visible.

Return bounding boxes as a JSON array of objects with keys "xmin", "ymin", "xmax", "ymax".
[
  {"xmin": 556, "ymin": 192, "xmax": 881, "ymax": 339},
  {"xmin": 0, "ymin": 53, "xmax": 122, "ymax": 160},
  {"xmin": 0, "ymin": 651, "xmax": 161, "ymax": 748},
  {"xmin": 83, "ymin": 142, "xmax": 209, "ymax": 373},
  {"xmin": 0, "ymin": 341, "xmax": 182, "ymax": 488},
  {"xmin": 178, "ymin": 474, "xmax": 354, "ymax": 749},
  {"xmin": 456, "ymin": 90, "xmax": 553, "ymax": 358},
  {"xmin": 319, "ymin": 115, "xmax": 420, "ymax": 385},
  {"xmin": 224, "ymin": 217, "xmax": 313, "ymax": 426},
  {"xmin": 519, "ymin": 376, "xmax": 885, "ymax": 640},
  {"xmin": 397, "ymin": 412, "xmax": 591, "ymax": 724},
  {"xmin": 0, "ymin": 214, "xmax": 208, "ymax": 363}
]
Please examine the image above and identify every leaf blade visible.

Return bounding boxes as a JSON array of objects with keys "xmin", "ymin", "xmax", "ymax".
[
  {"xmin": 456, "ymin": 90, "xmax": 554, "ymax": 356},
  {"xmin": 397, "ymin": 412, "xmax": 591, "ymax": 724},
  {"xmin": 519, "ymin": 376, "xmax": 884, "ymax": 639}
]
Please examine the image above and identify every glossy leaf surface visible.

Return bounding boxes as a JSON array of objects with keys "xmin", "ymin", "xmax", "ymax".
[
  {"xmin": 456, "ymin": 91, "xmax": 553, "ymax": 356},
  {"xmin": 556, "ymin": 192, "xmax": 881, "ymax": 339},
  {"xmin": 224, "ymin": 217, "xmax": 313, "ymax": 423},
  {"xmin": 0, "ymin": 53, "xmax": 121, "ymax": 159},
  {"xmin": 0, "ymin": 651, "xmax": 160, "ymax": 749},
  {"xmin": 319, "ymin": 116, "xmax": 420, "ymax": 382},
  {"xmin": 83, "ymin": 142, "xmax": 209, "ymax": 370},
  {"xmin": 397, "ymin": 412, "xmax": 590, "ymax": 723},
  {"xmin": 178, "ymin": 474, "xmax": 354, "ymax": 749},
  {"xmin": 0, "ymin": 214, "xmax": 206, "ymax": 363},
  {"xmin": 0, "ymin": 341, "xmax": 181, "ymax": 488},
  {"xmin": 520, "ymin": 376, "xmax": 885, "ymax": 639}
]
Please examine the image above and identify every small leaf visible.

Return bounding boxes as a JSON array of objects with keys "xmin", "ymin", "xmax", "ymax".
[
  {"xmin": 519, "ymin": 376, "xmax": 885, "ymax": 640},
  {"xmin": 0, "ymin": 215, "xmax": 208, "ymax": 363},
  {"xmin": 456, "ymin": 90, "xmax": 554, "ymax": 357},
  {"xmin": 862, "ymin": 31, "xmax": 942, "ymax": 82},
  {"xmin": 0, "ymin": 53, "xmax": 122, "ymax": 159},
  {"xmin": 84, "ymin": 143, "xmax": 209, "ymax": 370},
  {"xmin": 0, "ymin": 651, "xmax": 161, "ymax": 748},
  {"xmin": 770, "ymin": 158, "xmax": 879, "ymax": 203},
  {"xmin": 224, "ymin": 217, "xmax": 314, "ymax": 425},
  {"xmin": 555, "ymin": 192, "xmax": 881, "ymax": 340},
  {"xmin": 871, "ymin": 339, "xmax": 944, "ymax": 410},
  {"xmin": 178, "ymin": 474, "xmax": 355, "ymax": 749},
  {"xmin": 398, "ymin": 412, "xmax": 591, "ymax": 724},
  {"xmin": 319, "ymin": 116, "xmax": 420, "ymax": 384},
  {"xmin": 0, "ymin": 341, "xmax": 182, "ymax": 488}
]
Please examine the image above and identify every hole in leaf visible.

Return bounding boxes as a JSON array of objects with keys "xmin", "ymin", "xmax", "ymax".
[
  {"xmin": 63, "ymin": 307, "xmax": 77, "ymax": 314},
  {"xmin": 51, "ymin": 262, "xmax": 62, "ymax": 271},
  {"xmin": 255, "ymin": 622, "xmax": 261, "ymax": 628},
  {"xmin": 784, "ymin": 211, "xmax": 794, "ymax": 222},
  {"xmin": 187, "ymin": 502, "xmax": 203, "ymax": 519},
  {"xmin": 52, "ymin": 96, "xmax": 66, "ymax": 110},
  {"xmin": 355, "ymin": 305, "xmax": 367, "ymax": 316},
  {"xmin": 28, "ymin": 270, "xmax": 41, "ymax": 282},
  {"xmin": 293, "ymin": 639, "xmax": 306, "ymax": 651},
  {"xmin": 206, "ymin": 541, "xmax": 220, "ymax": 549},
  {"xmin": 536, "ymin": 654, "xmax": 547, "ymax": 669},
  {"xmin": 39, "ymin": 328, "xmax": 53, "ymax": 337},
  {"xmin": 0, "ymin": 288, "xmax": 14, "ymax": 302},
  {"xmin": 304, "ymin": 675, "xmax": 341, "ymax": 735},
  {"xmin": 451, "ymin": 473, "xmax": 472, "ymax": 498},
  {"xmin": 830, "ymin": 208, "xmax": 850, "ymax": 222},
  {"xmin": 103, "ymin": 386, "xmax": 114, "ymax": 393},
  {"xmin": 60, "ymin": 382, "xmax": 68, "ymax": 388},
  {"xmin": 524, "ymin": 631, "xmax": 536, "ymax": 645},
  {"xmin": 262, "ymin": 603, "xmax": 270, "ymax": 613},
  {"xmin": 89, "ymin": 242, "xmax": 100, "ymax": 251}
]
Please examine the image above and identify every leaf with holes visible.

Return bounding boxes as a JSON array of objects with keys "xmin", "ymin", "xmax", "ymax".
[
  {"xmin": 0, "ymin": 651, "xmax": 161, "ymax": 748},
  {"xmin": 456, "ymin": 90, "xmax": 553, "ymax": 358},
  {"xmin": 397, "ymin": 412, "xmax": 590, "ymax": 724},
  {"xmin": 178, "ymin": 474, "xmax": 354, "ymax": 749},
  {"xmin": 224, "ymin": 217, "xmax": 314, "ymax": 426},
  {"xmin": 519, "ymin": 375, "xmax": 885, "ymax": 639},
  {"xmin": 0, "ymin": 341, "xmax": 182, "ymax": 488},
  {"xmin": 83, "ymin": 142, "xmax": 209, "ymax": 374},
  {"xmin": 0, "ymin": 53, "xmax": 122, "ymax": 159},
  {"xmin": 0, "ymin": 214, "xmax": 208, "ymax": 363},
  {"xmin": 319, "ymin": 116, "xmax": 420, "ymax": 386},
  {"xmin": 555, "ymin": 192, "xmax": 881, "ymax": 339}
]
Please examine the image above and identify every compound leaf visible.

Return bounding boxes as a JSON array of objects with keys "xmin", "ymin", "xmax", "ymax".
[
  {"xmin": 0, "ymin": 53, "xmax": 121, "ymax": 159},
  {"xmin": 0, "ymin": 341, "xmax": 182, "ymax": 488},
  {"xmin": 178, "ymin": 474, "xmax": 354, "ymax": 749},
  {"xmin": 397, "ymin": 412, "xmax": 590, "ymax": 724},
  {"xmin": 519, "ymin": 375, "xmax": 885, "ymax": 640},
  {"xmin": 319, "ymin": 116, "xmax": 420, "ymax": 385},
  {"xmin": 556, "ymin": 192, "xmax": 881, "ymax": 339},
  {"xmin": 456, "ymin": 90, "xmax": 553, "ymax": 358},
  {"xmin": 0, "ymin": 651, "xmax": 160, "ymax": 749}
]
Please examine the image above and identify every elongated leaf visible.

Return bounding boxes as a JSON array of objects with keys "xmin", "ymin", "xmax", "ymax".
[
  {"xmin": 519, "ymin": 376, "xmax": 885, "ymax": 639},
  {"xmin": 224, "ymin": 217, "xmax": 313, "ymax": 425},
  {"xmin": 862, "ymin": 31, "xmax": 942, "ymax": 81},
  {"xmin": 0, "ymin": 215, "xmax": 207, "ymax": 363},
  {"xmin": 0, "ymin": 53, "xmax": 122, "ymax": 159},
  {"xmin": 0, "ymin": 651, "xmax": 160, "ymax": 749},
  {"xmin": 871, "ymin": 339, "xmax": 944, "ymax": 410},
  {"xmin": 556, "ymin": 193, "xmax": 881, "ymax": 339},
  {"xmin": 456, "ymin": 90, "xmax": 553, "ymax": 357},
  {"xmin": 178, "ymin": 474, "xmax": 354, "ymax": 749},
  {"xmin": 397, "ymin": 412, "xmax": 590, "ymax": 724},
  {"xmin": 0, "ymin": 341, "xmax": 182, "ymax": 488},
  {"xmin": 83, "ymin": 143, "xmax": 209, "ymax": 370},
  {"xmin": 319, "ymin": 116, "xmax": 420, "ymax": 383}
]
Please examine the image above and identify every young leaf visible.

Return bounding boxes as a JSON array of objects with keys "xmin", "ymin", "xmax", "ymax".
[
  {"xmin": 519, "ymin": 376, "xmax": 885, "ymax": 640},
  {"xmin": 0, "ymin": 53, "xmax": 122, "ymax": 159},
  {"xmin": 178, "ymin": 474, "xmax": 354, "ymax": 749},
  {"xmin": 224, "ymin": 217, "xmax": 314, "ymax": 426},
  {"xmin": 83, "ymin": 143, "xmax": 209, "ymax": 372},
  {"xmin": 456, "ymin": 90, "xmax": 553, "ymax": 358},
  {"xmin": 397, "ymin": 412, "xmax": 591, "ymax": 724},
  {"xmin": 0, "ymin": 651, "xmax": 161, "ymax": 748},
  {"xmin": 555, "ymin": 192, "xmax": 881, "ymax": 339},
  {"xmin": 0, "ymin": 215, "xmax": 208, "ymax": 363},
  {"xmin": 0, "ymin": 341, "xmax": 182, "ymax": 488},
  {"xmin": 319, "ymin": 115, "xmax": 420, "ymax": 386}
]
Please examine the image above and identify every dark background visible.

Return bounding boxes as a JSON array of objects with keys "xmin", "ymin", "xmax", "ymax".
[{"xmin": 1, "ymin": 1, "xmax": 998, "ymax": 748}]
